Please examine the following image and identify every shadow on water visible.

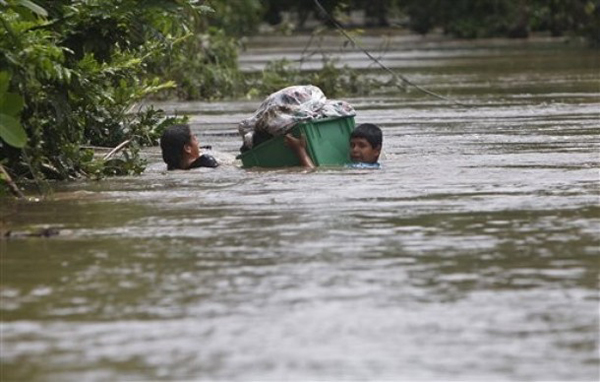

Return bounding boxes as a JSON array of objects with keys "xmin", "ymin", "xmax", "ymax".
[{"xmin": 1, "ymin": 35, "xmax": 599, "ymax": 381}]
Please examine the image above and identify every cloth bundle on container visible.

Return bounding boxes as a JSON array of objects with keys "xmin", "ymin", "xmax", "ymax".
[
  {"xmin": 236, "ymin": 85, "xmax": 357, "ymax": 168},
  {"xmin": 238, "ymin": 85, "xmax": 356, "ymax": 152}
]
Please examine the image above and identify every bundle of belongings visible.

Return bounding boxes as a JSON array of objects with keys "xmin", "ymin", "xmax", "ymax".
[{"xmin": 238, "ymin": 85, "xmax": 356, "ymax": 152}]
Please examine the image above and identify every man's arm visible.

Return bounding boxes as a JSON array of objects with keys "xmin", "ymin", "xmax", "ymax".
[{"xmin": 284, "ymin": 134, "xmax": 315, "ymax": 169}]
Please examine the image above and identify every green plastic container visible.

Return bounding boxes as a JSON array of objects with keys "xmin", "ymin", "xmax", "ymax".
[{"xmin": 238, "ymin": 116, "xmax": 356, "ymax": 168}]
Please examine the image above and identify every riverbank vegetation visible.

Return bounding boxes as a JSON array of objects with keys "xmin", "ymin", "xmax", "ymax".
[
  {"xmin": 264, "ymin": 0, "xmax": 599, "ymax": 44},
  {"xmin": 0, "ymin": 0, "xmax": 210, "ymax": 192},
  {"xmin": 1, "ymin": 0, "xmax": 598, "ymax": 195}
]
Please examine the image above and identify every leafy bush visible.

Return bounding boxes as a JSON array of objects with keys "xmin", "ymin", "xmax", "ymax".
[
  {"xmin": 0, "ymin": 0, "xmax": 202, "ymax": 187},
  {"xmin": 149, "ymin": 28, "xmax": 245, "ymax": 100},
  {"xmin": 205, "ymin": 0, "xmax": 264, "ymax": 37}
]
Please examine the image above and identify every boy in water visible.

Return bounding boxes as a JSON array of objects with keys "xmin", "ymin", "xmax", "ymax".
[
  {"xmin": 160, "ymin": 124, "xmax": 219, "ymax": 170},
  {"xmin": 284, "ymin": 123, "xmax": 382, "ymax": 169}
]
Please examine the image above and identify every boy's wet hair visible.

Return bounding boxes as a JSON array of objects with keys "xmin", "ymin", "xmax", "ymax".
[
  {"xmin": 160, "ymin": 124, "xmax": 192, "ymax": 170},
  {"xmin": 350, "ymin": 123, "xmax": 382, "ymax": 149}
]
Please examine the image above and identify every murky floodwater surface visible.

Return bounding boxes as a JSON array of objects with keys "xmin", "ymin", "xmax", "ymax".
[{"xmin": 1, "ymin": 35, "xmax": 599, "ymax": 381}]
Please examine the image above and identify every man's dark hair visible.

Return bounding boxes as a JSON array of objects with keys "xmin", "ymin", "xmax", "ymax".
[
  {"xmin": 160, "ymin": 124, "xmax": 192, "ymax": 170},
  {"xmin": 350, "ymin": 123, "xmax": 382, "ymax": 149}
]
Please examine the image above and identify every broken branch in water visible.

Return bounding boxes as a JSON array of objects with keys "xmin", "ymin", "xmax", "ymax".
[
  {"xmin": 103, "ymin": 139, "xmax": 132, "ymax": 161},
  {"xmin": 0, "ymin": 164, "xmax": 25, "ymax": 199}
]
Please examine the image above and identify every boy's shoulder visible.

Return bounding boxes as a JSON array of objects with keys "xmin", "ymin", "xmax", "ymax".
[{"xmin": 345, "ymin": 162, "xmax": 381, "ymax": 169}]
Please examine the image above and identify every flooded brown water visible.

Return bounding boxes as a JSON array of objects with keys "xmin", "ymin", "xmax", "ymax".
[{"xmin": 1, "ymin": 34, "xmax": 599, "ymax": 381}]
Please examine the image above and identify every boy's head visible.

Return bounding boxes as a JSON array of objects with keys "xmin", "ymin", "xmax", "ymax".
[
  {"xmin": 160, "ymin": 124, "xmax": 199, "ymax": 170},
  {"xmin": 349, "ymin": 123, "xmax": 382, "ymax": 164}
]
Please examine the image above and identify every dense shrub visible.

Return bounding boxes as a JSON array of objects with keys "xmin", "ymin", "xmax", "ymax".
[
  {"xmin": 0, "ymin": 0, "xmax": 202, "ymax": 184},
  {"xmin": 205, "ymin": 0, "xmax": 264, "ymax": 36},
  {"xmin": 149, "ymin": 28, "xmax": 244, "ymax": 100}
]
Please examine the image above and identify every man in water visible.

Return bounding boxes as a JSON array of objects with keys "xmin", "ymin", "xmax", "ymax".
[{"xmin": 160, "ymin": 124, "xmax": 219, "ymax": 170}]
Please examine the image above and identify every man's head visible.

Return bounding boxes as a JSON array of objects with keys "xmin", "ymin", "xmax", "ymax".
[
  {"xmin": 349, "ymin": 123, "xmax": 382, "ymax": 163},
  {"xmin": 160, "ymin": 124, "xmax": 199, "ymax": 170}
]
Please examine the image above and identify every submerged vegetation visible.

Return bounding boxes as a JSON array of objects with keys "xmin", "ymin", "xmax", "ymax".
[
  {"xmin": 247, "ymin": 57, "xmax": 379, "ymax": 100},
  {"xmin": 1, "ymin": 0, "xmax": 598, "ymax": 195}
]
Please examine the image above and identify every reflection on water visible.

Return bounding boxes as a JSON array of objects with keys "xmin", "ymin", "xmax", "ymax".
[{"xmin": 1, "ymin": 36, "xmax": 599, "ymax": 381}]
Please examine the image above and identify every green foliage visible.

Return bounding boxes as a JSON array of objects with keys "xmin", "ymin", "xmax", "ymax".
[
  {"xmin": 261, "ymin": 0, "xmax": 598, "ymax": 44},
  {"xmin": 400, "ymin": 0, "xmax": 599, "ymax": 42},
  {"xmin": 150, "ymin": 28, "xmax": 244, "ymax": 100},
  {"xmin": 580, "ymin": 1, "xmax": 600, "ymax": 46},
  {"xmin": 205, "ymin": 0, "xmax": 264, "ymax": 36},
  {"xmin": 0, "ymin": 0, "xmax": 200, "ymax": 186},
  {"xmin": 527, "ymin": 0, "xmax": 599, "ymax": 40},
  {"xmin": 246, "ymin": 57, "xmax": 377, "ymax": 99},
  {"xmin": 0, "ymin": 72, "xmax": 27, "ymax": 148},
  {"xmin": 252, "ymin": 59, "xmax": 300, "ymax": 96},
  {"xmin": 402, "ymin": 0, "xmax": 524, "ymax": 38},
  {"xmin": 308, "ymin": 58, "xmax": 377, "ymax": 97}
]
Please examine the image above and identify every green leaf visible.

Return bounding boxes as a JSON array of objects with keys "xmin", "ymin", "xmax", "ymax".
[
  {"xmin": 0, "ymin": 114, "xmax": 28, "ymax": 148},
  {"xmin": 198, "ymin": 5, "xmax": 214, "ymax": 13},
  {"xmin": 16, "ymin": 0, "xmax": 48, "ymax": 17},
  {"xmin": 0, "ymin": 72, "xmax": 8, "ymax": 95},
  {"xmin": 0, "ymin": 93, "xmax": 24, "ymax": 116}
]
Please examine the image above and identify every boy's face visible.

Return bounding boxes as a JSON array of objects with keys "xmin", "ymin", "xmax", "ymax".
[{"xmin": 350, "ymin": 137, "xmax": 381, "ymax": 163}]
